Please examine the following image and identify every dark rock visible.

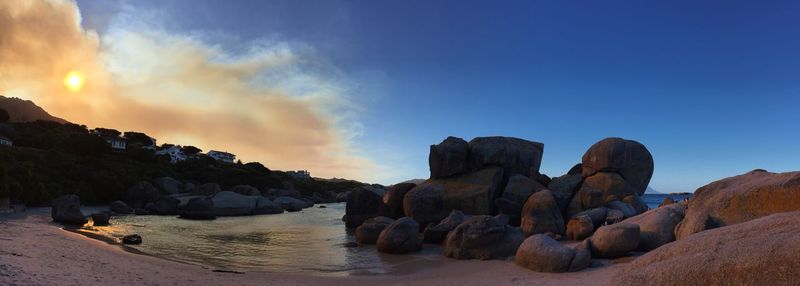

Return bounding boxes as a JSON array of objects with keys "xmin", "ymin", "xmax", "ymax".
[
  {"xmin": 193, "ymin": 183, "xmax": 221, "ymax": 196},
  {"xmin": 570, "ymin": 240, "xmax": 592, "ymax": 272},
  {"xmin": 423, "ymin": 210, "xmax": 465, "ymax": 244},
  {"xmin": 403, "ymin": 183, "xmax": 447, "ymax": 227},
  {"xmin": 531, "ymin": 172, "xmax": 552, "ymax": 187},
  {"xmin": 566, "ymin": 215, "xmax": 594, "ymax": 240},
  {"xmin": 145, "ymin": 197, "xmax": 180, "ymax": 215},
  {"xmin": 580, "ymin": 172, "xmax": 635, "ymax": 203},
  {"xmin": 356, "ymin": 216, "xmax": 394, "ymax": 245},
  {"xmin": 467, "ymin": 136, "xmax": 545, "ymax": 177},
  {"xmin": 580, "ymin": 189, "xmax": 604, "ymax": 209},
  {"xmin": 179, "ymin": 198, "xmax": 216, "ymax": 220},
  {"xmin": 211, "ymin": 191, "xmax": 257, "ymax": 216},
  {"xmin": 497, "ymin": 174, "xmax": 546, "ymax": 225},
  {"xmin": 231, "ymin": 185, "xmax": 260, "ymax": 196},
  {"xmin": 494, "ymin": 197, "xmax": 524, "ymax": 226},
  {"xmin": 606, "ymin": 209, "xmax": 625, "ymax": 225},
  {"xmin": 606, "ymin": 200, "xmax": 637, "ymax": 219},
  {"xmin": 254, "ymin": 197, "xmax": 284, "ymax": 215},
  {"xmin": 567, "ymin": 163, "xmax": 583, "ymax": 175},
  {"xmin": 318, "ymin": 205, "xmax": 327, "ymax": 208},
  {"xmin": 588, "ymin": 223, "xmax": 640, "ymax": 258},
  {"xmin": 581, "ymin": 138, "xmax": 653, "ymax": 195},
  {"xmin": 263, "ymin": 188, "xmax": 302, "ymax": 199},
  {"xmin": 122, "ymin": 234, "xmax": 142, "ymax": 245},
  {"xmin": 344, "ymin": 187, "xmax": 386, "ymax": 228},
  {"xmin": 335, "ymin": 191, "xmax": 351, "ymax": 202},
  {"xmin": 273, "ymin": 196, "xmax": 309, "ymax": 212},
  {"xmin": 153, "ymin": 177, "xmax": 182, "ymax": 194},
  {"xmin": 520, "ymin": 190, "xmax": 565, "ymax": 236},
  {"xmin": 547, "ymin": 174, "xmax": 583, "ymax": 212},
  {"xmin": 109, "ymin": 200, "xmax": 133, "ymax": 214},
  {"xmin": 440, "ymin": 166, "xmax": 505, "ymax": 215},
  {"xmin": 429, "ymin": 136, "xmax": 469, "ymax": 178},
  {"xmin": 515, "ymin": 234, "xmax": 589, "ymax": 273},
  {"xmin": 376, "ymin": 217, "xmax": 422, "ymax": 254},
  {"xmin": 573, "ymin": 207, "xmax": 608, "ymax": 229},
  {"xmin": 443, "ymin": 215, "xmax": 524, "ymax": 260},
  {"xmin": 134, "ymin": 208, "xmax": 150, "ymax": 215},
  {"xmin": 51, "ymin": 195, "xmax": 87, "ymax": 225},
  {"xmin": 126, "ymin": 181, "xmax": 160, "ymax": 208},
  {"xmin": 383, "ymin": 183, "xmax": 416, "ymax": 218},
  {"xmin": 91, "ymin": 213, "xmax": 110, "ymax": 226}
]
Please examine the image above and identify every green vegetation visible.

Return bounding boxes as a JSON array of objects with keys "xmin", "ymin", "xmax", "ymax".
[{"xmin": 0, "ymin": 119, "xmax": 366, "ymax": 205}]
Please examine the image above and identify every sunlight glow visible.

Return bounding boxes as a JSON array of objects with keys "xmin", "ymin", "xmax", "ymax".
[{"xmin": 63, "ymin": 71, "xmax": 85, "ymax": 92}]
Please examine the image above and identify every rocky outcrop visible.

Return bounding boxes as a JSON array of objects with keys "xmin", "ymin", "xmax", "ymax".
[
  {"xmin": 403, "ymin": 183, "xmax": 447, "ymax": 227},
  {"xmin": 145, "ymin": 197, "xmax": 180, "ymax": 215},
  {"xmin": 91, "ymin": 213, "xmax": 110, "ymax": 226},
  {"xmin": 344, "ymin": 187, "xmax": 386, "ymax": 228},
  {"xmin": 254, "ymin": 197, "xmax": 283, "ymax": 215},
  {"xmin": 520, "ymin": 190, "xmax": 565, "ymax": 236},
  {"xmin": 443, "ymin": 215, "xmax": 524, "ymax": 260},
  {"xmin": 109, "ymin": 200, "xmax": 133, "ymax": 214},
  {"xmin": 211, "ymin": 191, "xmax": 257, "ymax": 216},
  {"xmin": 383, "ymin": 183, "xmax": 416, "ymax": 218},
  {"xmin": 429, "ymin": 136, "xmax": 469, "ymax": 179},
  {"xmin": 122, "ymin": 234, "xmax": 142, "ymax": 245},
  {"xmin": 623, "ymin": 203, "xmax": 686, "ymax": 251},
  {"xmin": 675, "ymin": 170, "xmax": 800, "ymax": 240},
  {"xmin": 356, "ymin": 216, "xmax": 394, "ymax": 245},
  {"xmin": 514, "ymin": 234, "xmax": 590, "ymax": 273},
  {"xmin": 580, "ymin": 138, "xmax": 653, "ymax": 196},
  {"xmin": 51, "ymin": 195, "xmax": 87, "ymax": 225},
  {"xmin": 178, "ymin": 198, "xmax": 216, "ymax": 220},
  {"xmin": 467, "ymin": 137, "xmax": 544, "ymax": 177},
  {"xmin": 153, "ymin": 177, "xmax": 182, "ymax": 194},
  {"xmin": 376, "ymin": 217, "xmax": 422, "ymax": 254},
  {"xmin": 273, "ymin": 196, "xmax": 309, "ymax": 212},
  {"xmin": 496, "ymin": 175, "xmax": 545, "ymax": 225},
  {"xmin": 192, "ymin": 183, "xmax": 221, "ymax": 196},
  {"xmin": 126, "ymin": 181, "xmax": 160, "ymax": 208},
  {"xmin": 438, "ymin": 166, "xmax": 505, "ymax": 215},
  {"xmin": 611, "ymin": 212, "xmax": 800, "ymax": 286},
  {"xmin": 588, "ymin": 223, "xmax": 640, "ymax": 258},
  {"xmin": 423, "ymin": 210, "xmax": 465, "ymax": 244}
]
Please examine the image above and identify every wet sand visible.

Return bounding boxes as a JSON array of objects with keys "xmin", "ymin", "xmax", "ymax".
[{"xmin": 0, "ymin": 209, "xmax": 623, "ymax": 286}]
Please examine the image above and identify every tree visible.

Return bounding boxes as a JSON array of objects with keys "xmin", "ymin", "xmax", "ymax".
[
  {"xmin": 0, "ymin": 109, "xmax": 9, "ymax": 123},
  {"xmin": 181, "ymin": 145, "xmax": 202, "ymax": 155},
  {"xmin": 123, "ymin": 131, "xmax": 155, "ymax": 147},
  {"xmin": 94, "ymin": 128, "xmax": 121, "ymax": 137}
]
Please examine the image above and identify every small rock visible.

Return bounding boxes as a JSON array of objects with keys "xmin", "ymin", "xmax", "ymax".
[
  {"xmin": 376, "ymin": 217, "xmax": 422, "ymax": 254},
  {"xmin": 589, "ymin": 223, "xmax": 640, "ymax": 258},
  {"xmin": 122, "ymin": 234, "xmax": 143, "ymax": 245},
  {"xmin": 91, "ymin": 213, "xmax": 110, "ymax": 226}
]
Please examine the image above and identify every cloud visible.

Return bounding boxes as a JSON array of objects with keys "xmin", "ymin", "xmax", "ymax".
[{"xmin": 0, "ymin": 0, "xmax": 380, "ymax": 182}]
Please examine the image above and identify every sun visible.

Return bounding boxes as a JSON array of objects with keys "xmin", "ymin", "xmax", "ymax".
[{"xmin": 63, "ymin": 71, "xmax": 85, "ymax": 92}]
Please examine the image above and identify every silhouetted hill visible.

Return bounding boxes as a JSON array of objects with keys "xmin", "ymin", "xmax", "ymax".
[{"xmin": 0, "ymin": 95, "xmax": 67, "ymax": 123}]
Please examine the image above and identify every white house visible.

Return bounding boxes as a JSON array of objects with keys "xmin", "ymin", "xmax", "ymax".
[
  {"xmin": 287, "ymin": 170, "xmax": 311, "ymax": 178},
  {"xmin": 0, "ymin": 136, "xmax": 12, "ymax": 147},
  {"xmin": 207, "ymin": 150, "xmax": 236, "ymax": 163},
  {"xmin": 106, "ymin": 137, "xmax": 126, "ymax": 150},
  {"xmin": 156, "ymin": 145, "xmax": 187, "ymax": 163}
]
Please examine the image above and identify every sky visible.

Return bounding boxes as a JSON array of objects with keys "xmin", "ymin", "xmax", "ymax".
[{"xmin": 2, "ymin": 1, "xmax": 799, "ymax": 192}]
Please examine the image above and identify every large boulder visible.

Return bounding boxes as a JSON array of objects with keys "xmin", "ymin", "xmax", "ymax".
[
  {"xmin": 520, "ymin": 190, "xmax": 565, "ymax": 236},
  {"xmin": 514, "ymin": 234, "xmax": 590, "ymax": 273},
  {"xmin": 51, "ymin": 195, "xmax": 87, "ymax": 225},
  {"xmin": 467, "ymin": 137, "xmax": 544, "ymax": 177},
  {"xmin": 178, "ymin": 198, "xmax": 216, "ymax": 220},
  {"xmin": 126, "ymin": 181, "xmax": 160, "ymax": 208},
  {"xmin": 675, "ymin": 170, "xmax": 800, "ymax": 240},
  {"xmin": 145, "ymin": 196, "xmax": 180, "ymax": 215},
  {"xmin": 254, "ymin": 197, "xmax": 284, "ymax": 215},
  {"xmin": 580, "ymin": 138, "xmax": 653, "ymax": 195},
  {"xmin": 622, "ymin": 203, "xmax": 686, "ymax": 251},
  {"xmin": 192, "ymin": 183, "xmax": 221, "ymax": 196},
  {"xmin": 273, "ymin": 196, "xmax": 309, "ymax": 212},
  {"xmin": 580, "ymin": 172, "xmax": 635, "ymax": 203},
  {"xmin": 438, "ymin": 166, "xmax": 505, "ymax": 215},
  {"xmin": 611, "ymin": 212, "xmax": 800, "ymax": 286},
  {"xmin": 429, "ymin": 136, "xmax": 469, "ymax": 178},
  {"xmin": 153, "ymin": 177, "xmax": 182, "ymax": 194},
  {"xmin": 109, "ymin": 200, "xmax": 133, "ymax": 214},
  {"xmin": 547, "ymin": 174, "xmax": 583, "ymax": 211},
  {"xmin": 344, "ymin": 187, "xmax": 386, "ymax": 228},
  {"xmin": 383, "ymin": 183, "xmax": 416, "ymax": 219},
  {"xmin": 588, "ymin": 223, "xmax": 640, "ymax": 258},
  {"xmin": 497, "ymin": 175, "xmax": 546, "ymax": 225},
  {"xmin": 403, "ymin": 182, "xmax": 447, "ymax": 227},
  {"xmin": 423, "ymin": 210, "xmax": 465, "ymax": 244},
  {"xmin": 376, "ymin": 217, "xmax": 422, "ymax": 254},
  {"xmin": 231, "ymin": 185, "xmax": 260, "ymax": 196},
  {"xmin": 572, "ymin": 207, "xmax": 608, "ymax": 229},
  {"xmin": 566, "ymin": 215, "xmax": 594, "ymax": 241},
  {"xmin": 356, "ymin": 216, "xmax": 394, "ymax": 245},
  {"xmin": 443, "ymin": 215, "xmax": 524, "ymax": 260},
  {"xmin": 211, "ymin": 191, "xmax": 257, "ymax": 216}
]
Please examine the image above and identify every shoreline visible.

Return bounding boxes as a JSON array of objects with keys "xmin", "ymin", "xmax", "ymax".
[{"xmin": 0, "ymin": 209, "xmax": 624, "ymax": 286}]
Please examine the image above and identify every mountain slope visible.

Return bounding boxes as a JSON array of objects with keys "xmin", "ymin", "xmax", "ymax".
[{"xmin": 0, "ymin": 95, "xmax": 67, "ymax": 123}]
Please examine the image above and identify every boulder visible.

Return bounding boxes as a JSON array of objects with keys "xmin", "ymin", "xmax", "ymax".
[
  {"xmin": 547, "ymin": 174, "xmax": 583, "ymax": 211},
  {"xmin": 383, "ymin": 183, "xmax": 416, "ymax": 218},
  {"xmin": 580, "ymin": 172, "xmax": 635, "ymax": 203},
  {"xmin": 403, "ymin": 183, "xmax": 447, "ymax": 227},
  {"xmin": 153, "ymin": 177, "xmax": 182, "ymax": 194},
  {"xmin": 51, "ymin": 195, "xmax": 87, "ymax": 225},
  {"xmin": 467, "ymin": 136, "xmax": 545, "ymax": 177},
  {"xmin": 192, "ymin": 183, "xmax": 221, "ymax": 196},
  {"xmin": 376, "ymin": 217, "xmax": 422, "ymax": 254},
  {"xmin": 623, "ymin": 194, "xmax": 649, "ymax": 214},
  {"xmin": 443, "ymin": 215, "xmax": 524, "ymax": 260},
  {"xmin": 606, "ymin": 200, "xmax": 637, "ymax": 219},
  {"xmin": 494, "ymin": 197, "xmax": 524, "ymax": 226},
  {"xmin": 91, "ymin": 213, "xmax": 110, "ymax": 226},
  {"xmin": 344, "ymin": 187, "xmax": 386, "ymax": 228},
  {"xmin": 588, "ymin": 223, "xmax": 640, "ymax": 258},
  {"xmin": 570, "ymin": 240, "xmax": 592, "ymax": 272},
  {"xmin": 126, "ymin": 181, "xmax": 160, "ymax": 208},
  {"xmin": 573, "ymin": 207, "xmax": 607, "ymax": 230},
  {"xmin": 531, "ymin": 171, "xmax": 552, "ymax": 187},
  {"xmin": 211, "ymin": 191, "xmax": 257, "ymax": 216},
  {"xmin": 658, "ymin": 197, "xmax": 676, "ymax": 207},
  {"xmin": 145, "ymin": 197, "xmax": 180, "ymax": 215},
  {"xmin": 263, "ymin": 188, "xmax": 301, "ymax": 198},
  {"xmin": 520, "ymin": 190, "xmax": 565, "ymax": 236},
  {"xmin": 273, "ymin": 196, "xmax": 309, "ymax": 212},
  {"xmin": 675, "ymin": 170, "xmax": 800, "ymax": 240},
  {"xmin": 254, "ymin": 197, "xmax": 283, "ymax": 215},
  {"xmin": 567, "ymin": 163, "xmax": 583, "ymax": 175},
  {"xmin": 605, "ymin": 209, "xmax": 625, "ymax": 225},
  {"xmin": 109, "ymin": 200, "xmax": 133, "ymax": 214},
  {"xmin": 566, "ymin": 215, "xmax": 594, "ymax": 240},
  {"xmin": 622, "ymin": 203, "xmax": 686, "ymax": 251},
  {"xmin": 580, "ymin": 189, "xmax": 603, "ymax": 209},
  {"xmin": 335, "ymin": 191, "xmax": 351, "ymax": 202},
  {"xmin": 178, "ymin": 198, "xmax": 216, "ymax": 220},
  {"xmin": 231, "ymin": 185, "xmax": 260, "ymax": 196},
  {"xmin": 356, "ymin": 216, "xmax": 394, "ymax": 245},
  {"xmin": 580, "ymin": 138, "xmax": 653, "ymax": 195},
  {"xmin": 122, "ymin": 234, "xmax": 142, "ymax": 245},
  {"xmin": 429, "ymin": 136, "xmax": 470, "ymax": 178},
  {"xmin": 423, "ymin": 210, "xmax": 465, "ymax": 244},
  {"xmin": 496, "ymin": 174, "xmax": 546, "ymax": 225},
  {"xmin": 439, "ymin": 166, "xmax": 505, "ymax": 215},
  {"xmin": 514, "ymin": 234, "xmax": 589, "ymax": 273},
  {"xmin": 611, "ymin": 212, "xmax": 800, "ymax": 285}
]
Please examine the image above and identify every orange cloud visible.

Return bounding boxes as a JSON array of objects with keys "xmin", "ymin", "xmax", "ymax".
[{"xmin": 0, "ymin": 0, "xmax": 380, "ymax": 182}]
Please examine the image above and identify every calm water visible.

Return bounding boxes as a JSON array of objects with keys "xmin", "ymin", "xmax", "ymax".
[
  {"xmin": 80, "ymin": 194, "xmax": 688, "ymax": 275},
  {"xmin": 80, "ymin": 203, "xmax": 444, "ymax": 276},
  {"xmin": 642, "ymin": 193, "xmax": 692, "ymax": 209}
]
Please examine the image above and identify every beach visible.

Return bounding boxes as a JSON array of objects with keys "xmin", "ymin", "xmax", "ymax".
[{"xmin": 0, "ymin": 209, "xmax": 623, "ymax": 286}]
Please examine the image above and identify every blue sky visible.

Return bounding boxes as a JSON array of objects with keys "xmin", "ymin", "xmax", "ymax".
[{"xmin": 75, "ymin": 0, "xmax": 800, "ymax": 192}]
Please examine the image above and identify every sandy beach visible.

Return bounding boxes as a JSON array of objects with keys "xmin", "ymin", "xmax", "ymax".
[{"xmin": 0, "ymin": 209, "xmax": 622, "ymax": 286}]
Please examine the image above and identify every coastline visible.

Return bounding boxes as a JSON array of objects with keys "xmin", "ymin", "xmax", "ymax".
[{"xmin": 0, "ymin": 209, "xmax": 624, "ymax": 286}]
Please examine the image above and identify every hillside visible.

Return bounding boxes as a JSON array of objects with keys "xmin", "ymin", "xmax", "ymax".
[{"xmin": 0, "ymin": 95, "xmax": 67, "ymax": 123}]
